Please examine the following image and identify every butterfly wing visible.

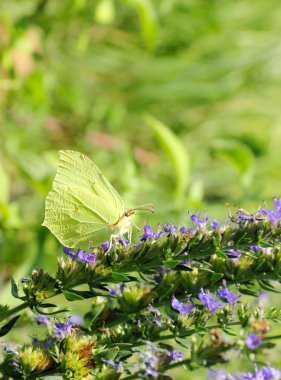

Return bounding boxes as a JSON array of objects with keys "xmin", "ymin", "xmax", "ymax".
[{"xmin": 42, "ymin": 150, "xmax": 125, "ymax": 248}]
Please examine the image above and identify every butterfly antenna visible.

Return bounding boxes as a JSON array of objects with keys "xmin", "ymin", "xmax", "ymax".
[{"xmin": 133, "ymin": 204, "xmax": 155, "ymax": 213}]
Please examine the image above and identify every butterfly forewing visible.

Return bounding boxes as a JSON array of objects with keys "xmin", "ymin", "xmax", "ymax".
[{"xmin": 42, "ymin": 150, "xmax": 125, "ymax": 248}]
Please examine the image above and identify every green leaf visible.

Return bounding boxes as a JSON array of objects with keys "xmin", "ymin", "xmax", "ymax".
[
  {"xmin": 63, "ymin": 291, "xmax": 85, "ymax": 301},
  {"xmin": 239, "ymin": 287, "xmax": 259, "ymax": 297},
  {"xmin": 144, "ymin": 114, "xmax": 190, "ymax": 203},
  {"xmin": 258, "ymin": 280, "xmax": 280, "ymax": 293},
  {"xmin": 222, "ymin": 328, "xmax": 237, "ymax": 336},
  {"xmin": 11, "ymin": 277, "xmax": 21, "ymax": 299},
  {"xmin": 212, "ymin": 139, "xmax": 255, "ymax": 188},
  {"xmin": 163, "ymin": 260, "xmax": 182, "ymax": 268},
  {"xmin": 117, "ymin": 350, "xmax": 132, "ymax": 360},
  {"xmin": 194, "ymin": 326, "xmax": 208, "ymax": 333},
  {"xmin": 0, "ymin": 315, "xmax": 20, "ymax": 337},
  {"xmin": 128, "ymin": 0, "xmax": 158, "ymax": 51},
  {"xmin": 216, "ymin": 250, "xmax": 229, "ymax": 260},
  {"xmin": 211, "ymin": 273, "xmax": 224, "ymax": 284},
  {"xmin": 111, "ymin": 272, "xmax": 131, "ymax": 282},
  {"xmin": 35, "ymin": 307, "xmax": 69, "ymax": 315}
]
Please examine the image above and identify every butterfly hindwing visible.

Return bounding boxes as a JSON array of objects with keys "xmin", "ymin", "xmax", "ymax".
[{"xmin": 42, "ymin": 150, "xmax": 125, "ymax": 248}]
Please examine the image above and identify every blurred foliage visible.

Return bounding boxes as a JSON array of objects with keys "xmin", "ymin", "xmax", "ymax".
[{"xmin": 1, "ymin": 0, "xmax": 281, "ymax": 376}]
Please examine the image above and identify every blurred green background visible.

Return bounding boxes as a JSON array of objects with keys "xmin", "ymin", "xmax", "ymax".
[{"xmin": 1, "ymin": 0, "xmax": 281, "ymax": 377}]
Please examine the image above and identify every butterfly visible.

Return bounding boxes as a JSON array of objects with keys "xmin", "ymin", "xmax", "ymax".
[{"xmin": 42, "ymin": 150, "xmax": 154, "ymax": 250}]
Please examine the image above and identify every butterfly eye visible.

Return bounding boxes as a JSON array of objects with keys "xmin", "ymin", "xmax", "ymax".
[{"xmin": 125, "ymin": 210, "xmax": 135, "ymax": 217}]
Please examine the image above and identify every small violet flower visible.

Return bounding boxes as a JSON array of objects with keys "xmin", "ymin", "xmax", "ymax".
[
  {"xmin": 245, "ymin": 333, "xmax": 262, "ymax": 350},
  {"xmin": 4, "ymin": 343, "xmax": 20, "ymax": 356},
  {"xmin": 53, "ymin": 320, "xmax": 74, "ymax": 339},
  {"xmin": 261, "ymin": 197, "xmax": 281, "ymax": 225},
  {"xmin": 153, "ymin": 266, "xmax": 173, "ymax": 283},
  {"xmin": 225, "ymin": 249, "xmax": 241, "ymax": 259},
  {"xmin": 163, "ymin": 223, "xmax": 178, "ymax": 237},
  {"xmin": 191, "ymin": 213, "xmax": 210, "ymax": 229},
  {"xmin": 32, "ymin": 336, "xmax": 55, "ymax": 349},
  {"xmin": 140, "ymin": 225, "xmax": 158, "ymax": 241},
  {"xmin": 171, "ymin": 295, "xmax": 195, "ymax": 315},
  {"xmin": 219, "ymin": 286, "xmax": 242, "ymax": 305},
  {"xmin": 211, "ymin": 220, "xmax": 220, "ymax": 230},
  {"xmin": 208, "ymin": 369, "xmax": 236, "ymax": 380},
  {"xmin": 139, "ymin": 348, "xmax": 159, "ymax": 379},
  {"xmin": 198, "ymin": 289, "xmax": 224, "ymax": 312},
  {"xmin": 179, "ymin": 226, "xmax": 188, "ymax": 233},
  {"xmin": 36, "ymin": 314, "xmax": 49, "ymax": 326},
  {"xmin": 63, "ymin": 246, "xmax": 77, "ymax": 259},
  {"xmin": 77, "ymin": 249, "xmax": 96, "ymax": 264},
  {"xmin": 70, "ymin": 315, "xmax": 84, "ymax": 326},
  {"xmin": 109, "ymin": 288, "xmax": 119, "ymax": 296},
  {"xmin": 242, "ymin": 366, "xmax": 281, "ymax": 380},
  {"xmin": 100, "ymin": 241, "xmax": 109, "ymax": 251},
  {"xmin": 148, "ymin": 306, "xmax": 162, "ymax": 317},
  {"xmin": 169, "ymin": 351, "xmax": 183, "ymax": 361},
  {"xmin": 248, "ymin": 245, "xmax": 271, "ymax": 254},
  {"xmin": 102, "ymin": 359, "xmax": 124, "ymax": 372},
  {"xmin": 63, "ymin": 247, "xmax": 96, "ymax": 264}
]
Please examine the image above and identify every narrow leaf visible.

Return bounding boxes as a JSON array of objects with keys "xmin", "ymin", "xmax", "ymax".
[
  {"xmin": 63, "ymin": 291, "xmax": 85, "ymax": 301},
  {"xmin": 11, "ymin": 278, "xmax": 21, "ymax": 299},
  {"xmin": 0, "ymin": 315, "xmax": 20, "ymax": 337},
  {"xmin": 111, "ymin": 272, "xmax": 131, "ymax": 282},
  {"xmin": 145, "ymin": 114, "xmax": 189, "ymax": 202},
  {"xmin": 211, "ymin": 273, "xmax": 224, "ymax": 284}
]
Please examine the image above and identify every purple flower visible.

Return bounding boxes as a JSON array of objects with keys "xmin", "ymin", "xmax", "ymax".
[
  {"xmin": 208, "ymin": 369, "xmax": 237, "ymax": 380},
  {"xmin": 153, "ymin": 319, "xmax": 161, "ymax": 327},
  {"xmin": 180, "ymin": 226, "xmax": 188, "ymax": 233},
  {"xmin": 148, "ymin": 306, "xmax": 161, "ymax": 317},
  {"xmin": 140, "ymin": 225, "xmax": 158, "ymax": 241},
  {"xmin": 4, "ymin": 343, "xmax": 20, "ymax": 355},
  {"xmin": 32, "ymin": 336, "xmax": 54, "ymax": 349},
  {"xmin": 198, "ymin": 289, "xmax": 224, "ymax": 312},
  {"xmin": 211, "ymin": 220, "xmax": 220, "ymax": 230},
  {"xmin": 153, "ymin": 266, "xmax": 173, "ymax": 283},
  {"xmin": 85, "ymin": 253, "xmax": 96, "ymax": 264},
  {"xmin": 191, "ymin": 213, "xmax": 210, "ymax": 229},
  {"xmin": 109, "ymin": 283, "xmax": 126, "ymax": 295},
  {"xmin": 36, "ymin": 314, "xmax": 49, "ymax": 326},
  {"xmin": 171, "ymin": 295, "xmax": 195, "ymax": 315},
  {"xmin": 261, "ymin": 198, "xmax": 281, "ymax": 225},
  {"xmin": 102, "ymin": 359, "xmax": 124, "ymax": 372},
  {"xmin": 63, "ymin": 246, "xmax": 77, "ymax": 258},
  {"xmin": 163, "ymin": 224, "xmax": 178, "ymax": 237},
  {"xmin": 53, "ymin": 320, "xmax": 74, "ymax": 339},
  {"xmin": 225, "ymin": 249, "xmax": 241, "ymax": 258},
  {"xmin": 109, "ymin": 288, "xmax": 119, "ymax": 295},
  {"xmin": 140, "ymin": 348, "xmax": 159, "ymax": 379},
  {"xmin": 70, "ymin": 315, "xmax": 84, "ymax": 326},
  {"xmin": 63, "ymin": 247, "xmax": 96, "ymax": 264},
  {"xmin": 77, "ymin": 249, "xmax": 88, "ymax": 261},
  {"xmin": 77, "ymin": 250, "xmax": 96, "ymax": 264},
  {"xmin": 248, "ymin": 245, "xmax": 270, "ymax": 254},
  {"xmin": 100, "ymin": 241, "xmax": 109, "ymax": 251},
  {"xmin": 245, "ymin": 333, "xmax": 262, "ymax": 350},
  {"xmin": 117, "ymin": 238, "xmax": 129, "ymax": 247},
  {"xmin": 219, "ymin": 286, "xmax": 242, "ymax": 304},
  {"xmin": 169, "ymin": 351, "xmax": 183, "ymax": 361},
  {"xmin": 242, "ymin": 366, "xmax": 281, "ymax": 380}
]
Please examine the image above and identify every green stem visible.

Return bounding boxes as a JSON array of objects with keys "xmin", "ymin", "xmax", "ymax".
[{"xmin": 0, "ymin": 302, "xmax": 29, "ymax": 323}]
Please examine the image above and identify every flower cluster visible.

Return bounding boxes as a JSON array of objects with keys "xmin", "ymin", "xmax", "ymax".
[
  {"xmin": 1, "ymin": 199, "xmax": 281, "ymax": 379},
  {"xmin": 208, "ymin": 366, "xmax": 281, "ymax": 380}
]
